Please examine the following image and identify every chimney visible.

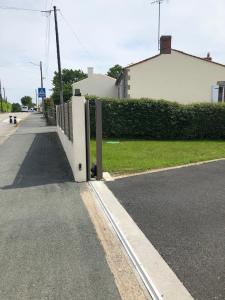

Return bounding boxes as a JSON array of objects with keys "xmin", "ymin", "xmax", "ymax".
[
  {"xmin": 160, "ymin": 35, "xmax": 172, "ymax": 54},
  {"xmin": 88, "ymin": 67, "xmax": 94, "ymax": 77},
  {"xmin": 204, "ymin": 52, "xmax": 212, "ymax": 61}
]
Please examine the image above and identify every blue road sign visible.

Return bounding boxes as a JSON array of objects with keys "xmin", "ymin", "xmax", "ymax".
[{"xmin": 38, "ymin": 88, "xmax": 46, "ymax": 98}]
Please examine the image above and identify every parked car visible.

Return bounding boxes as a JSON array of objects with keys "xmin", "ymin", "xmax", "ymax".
[{"xmin": 21, "ymin": 106, "xmax": 29, "ymax": 112}]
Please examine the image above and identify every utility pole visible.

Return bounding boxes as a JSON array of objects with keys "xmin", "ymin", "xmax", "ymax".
[
  {"xmin": 151, "ymin": 0, "xmax": 164, "ymax": 50},
  {"xmin": 3, "ymin": 87, "xmax": 6, "ymax": 102},
  {"xmin": 53, "ymin": 5, "xmax": 63, "ymax": 106},
  {"xmin": 40, "ymin": 61, "xmax": 45, "ymax": 112},
  {"xmin": 35, "ymin": 89, "xmax": 38, "ymax": 108},
  {"xmin": 40, "ymin": 61, "xmax": 44, "ymax": 90},
  {"xmin": 29, "ymin": 61, "xmax": 45, "ymax": 110},
  {"xmin": 0, "ymin": 80, "xmax": 3, "ymax": 112}
]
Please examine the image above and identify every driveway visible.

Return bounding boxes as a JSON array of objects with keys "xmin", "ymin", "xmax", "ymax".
[{"xmin": 107, "ymin": 162, "xmax": 225, "ymax": 300}]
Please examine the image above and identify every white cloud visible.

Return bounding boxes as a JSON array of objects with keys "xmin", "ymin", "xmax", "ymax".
[{"xmin": 0, "ymin": 0, "xmax": 225, "ymax": 102}]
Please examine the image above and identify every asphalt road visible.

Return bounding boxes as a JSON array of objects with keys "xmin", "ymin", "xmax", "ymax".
[
  {"xmin": 0, "ymin": 114, "xmax": 121, "ymax": 300},
  {"xmin": 107, "ymin": 163, "xmax": 225, "ymax": 300}
]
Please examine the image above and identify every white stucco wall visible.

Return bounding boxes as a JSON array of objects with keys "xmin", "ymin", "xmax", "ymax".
[
  {"xmin": 127, "ymin": 50, "xmax": 225, "ymax": 104},
  {"xmin": 72, "ymin": 74, "xmax": 118, "ymax": 98},
  {"xmin": 56, "ymin": 96, "xmax": 87, "ymax": 183}
]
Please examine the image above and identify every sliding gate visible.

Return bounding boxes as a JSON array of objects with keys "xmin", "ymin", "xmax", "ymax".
[{"xmin": 56, "ymin": 95, "xmax": 102, "ymax": 182}]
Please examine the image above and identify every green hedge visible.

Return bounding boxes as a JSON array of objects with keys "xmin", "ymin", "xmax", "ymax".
[
  {"xmin": 1, "ymin": 101, "xmax": 12, "ymax": 112},
  {"xmin": 88, "ymin": 96, "xmax": 225, "ymax": 139}
]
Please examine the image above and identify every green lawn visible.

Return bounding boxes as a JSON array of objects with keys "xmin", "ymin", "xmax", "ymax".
[{"xmin": 90, "ymin": 140, "xmax": 225, "ymax": 175}]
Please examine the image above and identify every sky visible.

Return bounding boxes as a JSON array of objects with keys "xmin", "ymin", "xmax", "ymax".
[{"xmin": 1, "ymin": 0, "xmax": 225, "ymax": 103}]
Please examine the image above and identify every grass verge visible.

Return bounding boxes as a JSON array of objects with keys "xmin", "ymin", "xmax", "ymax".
[{"xmin": 90, "ymin": 140, "xmax": 225, "ymax": 175}]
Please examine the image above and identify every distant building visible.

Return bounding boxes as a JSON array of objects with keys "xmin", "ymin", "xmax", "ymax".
[
  {"xmin": 72, "ymin": 67, "xmax": 118, "ymax": 98},
  {"xmin": 116, "ymin": 36, "xmax": 225, "ymax": 104}
]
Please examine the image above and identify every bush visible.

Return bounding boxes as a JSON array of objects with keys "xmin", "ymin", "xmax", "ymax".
[
  {"xmin": 87, "ymin": 96, "xmax": 225, "ymax": 139},
  {"xmin": 12, "ymin": 103, "xmax": 21, "ymax": 112},
  {"xmin": 1, "ymin": 101, "xmax": 12, "ymax": 112}
]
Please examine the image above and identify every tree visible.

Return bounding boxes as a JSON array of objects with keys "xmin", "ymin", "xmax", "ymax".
[
  {"xmin": 12, "ymin": 103, "xmax": 21, "ymax": 112},
  {"xmin": 21, "ymin": 96, "xmax": 32, "ymax": 108},
  {"xmin": 52, "ymin": 69, "xmax": 87, "ymax": 105},
  {"xmin": 107, "ymin": 64, "xmax": 123, "ymax": 79},
  {"xmin": 44, "ymin": 97, "xmax": 54, "ymax": 111}
]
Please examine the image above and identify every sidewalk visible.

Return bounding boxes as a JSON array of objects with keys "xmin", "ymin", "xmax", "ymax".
[
  {"xmin": 0, "ymin": 113, "xmax": 121, "ymax": 299},
  {"xmin": 0, "ymin": 112, "xmax": 29, "ymax": 145}
]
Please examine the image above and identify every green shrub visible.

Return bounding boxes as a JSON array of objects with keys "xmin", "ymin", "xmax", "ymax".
[
  {"xmin": 1, "ymin": 101, "xmax": 12, "ymax": 112},
  {"xmin": 11, "ymin": 103, "xmax": 21, "ymax": 112},
  {"xmin": 87, "ymin": 96, "xmax": 225, "ymax": 139}
]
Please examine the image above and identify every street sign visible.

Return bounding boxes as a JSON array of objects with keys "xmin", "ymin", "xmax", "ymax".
[{"xmin": 38, "ymin": 88, "xmax": 46, "ymax": 98}]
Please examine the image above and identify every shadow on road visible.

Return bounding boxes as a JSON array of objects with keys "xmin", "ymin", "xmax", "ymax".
[{"xmin": 2, "ymin": 132, "xmax": 74, "ymax": 189}]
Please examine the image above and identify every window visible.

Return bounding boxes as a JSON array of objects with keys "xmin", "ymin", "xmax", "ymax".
[{"xmin": 218, "ymin": 86, "xmax": 225, "ymax": 102}]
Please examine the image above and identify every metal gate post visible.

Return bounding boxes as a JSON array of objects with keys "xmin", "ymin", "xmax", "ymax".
[
  {"xmin": 85, "ymin": 100, "xmax": 91, "ymax": 181},
  {"xmin": 96, "ymin": 100, "xmax": 103, "ymax": 180}
]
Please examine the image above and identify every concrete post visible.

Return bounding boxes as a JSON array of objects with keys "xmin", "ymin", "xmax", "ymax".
[{"xmin": 72, "ymin": 96, "xmax": 87, "ymax": 182}]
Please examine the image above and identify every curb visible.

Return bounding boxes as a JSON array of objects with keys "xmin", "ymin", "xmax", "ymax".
[
  {"xmin": 109, "ymin": 158, "xmax": 225, "ymax": 181},
  {"xmin": 89, "ymin": 181, "xmax": 193, "ymax": 300}
]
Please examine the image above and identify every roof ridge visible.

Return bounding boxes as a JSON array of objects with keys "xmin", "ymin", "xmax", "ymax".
[
  {"xmin": 123, "ymin": 48, "xmax": 225, "ymax": 70},
  {"xmin": 172, "ymin": 49, "xmax": 225, "ymax": 67}
]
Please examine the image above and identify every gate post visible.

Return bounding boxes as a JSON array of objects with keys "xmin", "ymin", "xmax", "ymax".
[
  {"xmin": 85, "ymin": 100, "xmax": 91, "ymax": 181},
  {"xmin": 72, "ymin": 95, "xmax": 87, "ymax": 182},
  {"xmin": 96, "ymin": 100, "xmax": 103, "ymax": 180}
]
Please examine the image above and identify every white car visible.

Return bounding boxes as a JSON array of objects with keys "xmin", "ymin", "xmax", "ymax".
[{"xmin": 21, "ymin": 106, "xmax": 29, "ymax": 112}]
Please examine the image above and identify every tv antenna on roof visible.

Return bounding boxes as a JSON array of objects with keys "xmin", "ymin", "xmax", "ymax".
[{"xmin": 151, "ymin": 0, "xmax": 165, "ymax": 50}]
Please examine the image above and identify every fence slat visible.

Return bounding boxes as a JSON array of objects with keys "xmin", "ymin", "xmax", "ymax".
[{"xmin": 57, "ymin": 102, "xmax": 73, "ymax": 143}]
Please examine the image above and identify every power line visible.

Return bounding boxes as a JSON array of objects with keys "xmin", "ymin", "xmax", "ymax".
[
  {"xmin": 0, "ymin": 5, "xmax": 42, "ymax": 12},
  {"xmin": 59, "ymin": 10, "xmax": 92, "ymax": 59}
]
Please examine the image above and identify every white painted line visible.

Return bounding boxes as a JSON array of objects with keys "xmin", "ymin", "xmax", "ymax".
[
  {"xmin": 90, "ymin": 181, "xmax": 193, "ymax": 300},
  {"xmin": 112, "ymin": 158, "xmax": 225, "ymax": 180}
]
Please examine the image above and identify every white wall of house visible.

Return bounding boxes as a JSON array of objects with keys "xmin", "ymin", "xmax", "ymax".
[
  {"xmin": 72, "ymin": 67, "xmax": 118, "ymax": 98},
  {"xmin": 126, "ymin": 50, "xmax": 225, "ymax": 104}
]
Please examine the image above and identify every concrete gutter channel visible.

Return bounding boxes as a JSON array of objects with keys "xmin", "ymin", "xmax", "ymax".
[{"xmin": 89, "ymin": 181, "xmax": 193, "ymax": 300}]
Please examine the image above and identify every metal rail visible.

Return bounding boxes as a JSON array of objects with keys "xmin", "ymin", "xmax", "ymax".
[{"xmin": 89, "ymin": 182, "xmax": 163, "ymax": 300}]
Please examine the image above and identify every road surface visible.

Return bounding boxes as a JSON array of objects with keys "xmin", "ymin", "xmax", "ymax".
[
  {"xmin": 0, "ymin": 112, "xmax": 29, "ymax": 144},
  {"xmin": 107, "ymin": 163, "xmax": 225, "ymax": 300},
  {"xmin": 0, "ymin": 113, "xmax": 121, "ymax": 300}
]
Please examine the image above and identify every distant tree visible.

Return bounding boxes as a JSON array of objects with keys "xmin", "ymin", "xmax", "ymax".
[
  {"xmin": 52, "ymin": 69, "xmax": 87, "ymax": 105},
  {"xmin": 21, "ymin": 96, "xmax": 32, "ymax": 108},
  {"xmin": 44, "ymin": 97, "xmax": 55, "ymax": 111},
  {"xmin": 107, "ymin": 64, "xmax": 123, "ymax": 79},
  {"xmin": 12, "ymin": 103, "xmax": 21, "ymax": 112}
]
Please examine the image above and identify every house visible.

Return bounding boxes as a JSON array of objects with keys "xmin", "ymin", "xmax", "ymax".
[
  {"xmin": 72, "ymin": 67, "xmax": 118, "ymax": 98},
  {"xmin": 116, "ymin": 36, "xmax": 225, "ymax": 104}
]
